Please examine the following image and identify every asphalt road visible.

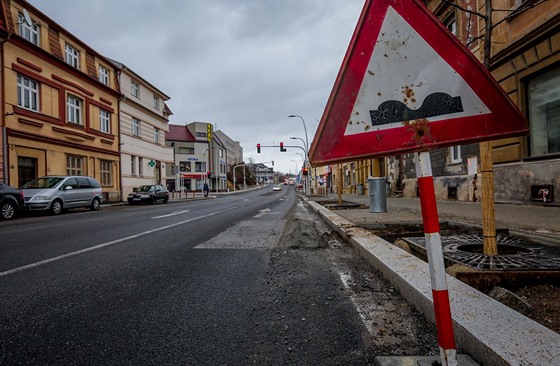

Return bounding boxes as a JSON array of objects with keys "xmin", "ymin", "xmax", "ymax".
[{"xmin": 0, "ymin": 188, "xmax": 363, "ymax": 365}]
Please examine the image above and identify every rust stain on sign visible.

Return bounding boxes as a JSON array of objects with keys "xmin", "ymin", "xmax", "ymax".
[{"xmin": 403, "ymin": 118, "xmax": 433, "ymax": 145}]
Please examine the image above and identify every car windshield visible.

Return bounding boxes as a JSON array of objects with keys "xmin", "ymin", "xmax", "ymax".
[
  {"xmin": 136, "ymin": 185, "xmax": 155, "ymax": 193},
  {"xmin": 20, "ymin": 177, "xmax": 64, "ymax": 189}
]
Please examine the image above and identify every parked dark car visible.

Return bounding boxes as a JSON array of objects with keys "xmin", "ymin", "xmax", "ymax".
[
  {"xmin": 128, "ymin": 184, "xmax": 169, "ymax": 205},
  {"xmin": 0, "ymin": 182, "xmax": 25, "ymax": 220}
]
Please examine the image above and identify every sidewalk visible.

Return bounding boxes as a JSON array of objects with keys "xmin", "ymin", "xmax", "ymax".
[
  {"xmin": 304, "ymin": 194, "xmax": 560, "ymax": 365},
  {"xmin": 309, "ymin": 192, "xmax": 560, "ymax": 245}
]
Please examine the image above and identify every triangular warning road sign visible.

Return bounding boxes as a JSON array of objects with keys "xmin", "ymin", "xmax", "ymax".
[{"xmin": 309, "ymin": 0, "xmax": 528, "ymax": 166}]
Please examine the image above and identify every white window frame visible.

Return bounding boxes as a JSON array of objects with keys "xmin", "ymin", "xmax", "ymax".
[
  {"xmin": 154, "ymin": 127, "xmax": 160, "ymax": 143},
  {"xmin": 449, "ymin": 145, "xmax": 462, "ymax": 164},
  {"xmin": 67, "ymin": 155, "xmax": 84, "ymax": 176},
  {"xmin": 132, "ymin": 118, "xmax": 140, "ymax": 136},
  {"xmin": 67, "ymin": 94, "xmax": 82, "ymax": 125},
  {"xmin": 100, "ymin": 109, "xmax": 110, "ymax": 133},
  {"xmin": 528, "ymin": 66, "xmax": 560, "ymax": 156},
  {"xmin": 153, "ymin": 94, "xmax": 159, "ymax": 110},
  {"xmin": 131, "ymin": 80, "xmax": 140, "ymax": 98},
  {"xmin": 65, "ymin": 44, "xmax": 80, "ymax": 68},
  {"xmin": 131, "ymin": 155, "xmax": 137, "ymax": 176},
  {"xmin": 100, "ymin": 160, "xmax": 112, "ymax": 186},
  {"xmin": 99, "ymin": 65, "xmax": 110, "ymax": 86},
  {"xmin": 18, "ymin": 13, "xmax": 40, "ymax": 45},
  {"xmin": 17, "ymin": 75, "xmax": 39, "ymax": 111},
  {"xmin": 138, "ymin": 157, "xmax": 144, "ymax": 176}
]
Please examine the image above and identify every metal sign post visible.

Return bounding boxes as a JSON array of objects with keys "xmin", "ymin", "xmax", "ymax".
[{"xmin": 415, "ymin": 151, "xmax": 457, "ymax": 366}]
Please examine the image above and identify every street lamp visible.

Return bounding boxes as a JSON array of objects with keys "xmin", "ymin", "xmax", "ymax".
[
  {"xmin": 290, "ymin": 136, "xmax": 310, "ymax": 195},
  {"xmin": 288, "ymin": 115, "xmax": 309, "ymax": 154}
]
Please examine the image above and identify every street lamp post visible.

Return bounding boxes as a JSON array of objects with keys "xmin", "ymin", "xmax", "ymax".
[
  {"xmin": 290, "ymin": 136, "xmax": 310, "ymax": 195},
  {"xmin": 289, "ymin": 115, "xmax": 311, "ymax": 195}
]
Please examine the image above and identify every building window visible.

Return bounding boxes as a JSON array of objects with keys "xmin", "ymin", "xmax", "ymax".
[
  {"xmin": 195, "ymin": 162, "xmax": 206, "ymax": 172},
  {"xmin": 131, "ymin": 156, "xmax": 136, "ymax": 176},
  {"xmin": 100, "ymin": 160, "xmax": 112, "ymax": 186},
  {"xmin": 65, "ymin": 44, "xmax": 80, "ymax": 68},
  {"xmin": 18, "ymin": 13, "xmax": 40, "ymax": 45},
  {"xmin": 178, "ymin": 147, "xmax": 195, "ymax": 154},
  {"xmin": 17, "ymin": 75, "xmax": 39, "ymax": 111},
  {"xmin": 132, "ymin": 118, "xmax": 140, "ymax": 136},
  {"xmin": 179, "ymin": 161, "xmax": 191, "ymax": 172},
  {"xmin": 219, "ymin": 149, "xmax": 224, "ymax": 158},
  {"xmin": 528, "ymin": 66, "xmax": 560, "ymax": 156},
  {"xmin": 67, "ymin": 155, "xmax": 84, "ymax": 175},
  {"xmin": 99, "ymin": 65, "xmax": 110, "ymax": 86},
  {"xmin": 67, "ymin": 94, "xmax": 82, "ymax": 125},
  {"xmin": 449, "ymin": 145, "xmax": 461, "ymax": 164},
  {"xmin": 154, "ymin": 127, "xmax": 160, "ymax": 143},
  {"xmin": 444, "ymin": 14, "xmax": 457, "ymax": 36},
  {"xmin": 131, "ymin": 80, "xmax": 140, "ymax": 98},
  {"xmin": 100, "ymin": 109, "xmax": 110, "ymax": 133},
  {"xmin": 153, "ymin": 94, "xmax": 159, "ymax": 109},
  {"xmin": 138, "ymin": 157, "xmax": 144, "ymax": 176}
]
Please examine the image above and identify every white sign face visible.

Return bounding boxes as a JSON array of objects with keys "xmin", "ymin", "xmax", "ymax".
[{"xmin": 344, "ymin": 6, "xmax": 490, "ymax": 136}]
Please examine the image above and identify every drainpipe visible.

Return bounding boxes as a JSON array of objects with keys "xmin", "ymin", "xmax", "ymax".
[
  {"xmin": 116, "ymin": 67, "xmax": 125, "ymax": 201},
  {"xmin": 1, "ymin": 36, "xmax": 10, "ymax": 183}
]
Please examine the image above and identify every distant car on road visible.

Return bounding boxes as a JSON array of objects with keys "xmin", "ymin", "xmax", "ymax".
[
  {"xmin": 21, "ymin": 176, "xmax": 103, "ymax": 215},
  {"xmin": 128, "ymin": 184, "xmax": 169, "ymax": 205},
  {"xmin": 0, "ymin": 182, "xmax": 24, "ymax": 220},
  {"xmin": 272, "ymin": 185, "xmax": 282, "ymax": 192}
]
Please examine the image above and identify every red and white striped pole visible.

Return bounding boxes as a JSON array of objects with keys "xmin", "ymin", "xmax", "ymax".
[{"xmin": 415, "ymin": 151, "xmax": 458, "ymax": 366}]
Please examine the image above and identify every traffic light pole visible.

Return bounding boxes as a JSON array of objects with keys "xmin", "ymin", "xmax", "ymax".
[{"xmin": 256, "ymin": 144, "xmax": 309, "ymax": 195}]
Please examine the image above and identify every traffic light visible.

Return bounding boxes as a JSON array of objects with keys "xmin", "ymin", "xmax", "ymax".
[
  {"xmin": 271, "ymin": 160, "xmax": 274, "ymax": 166},
  {"xmin": 303, "ymin": 168, "xmax": 308, "ymax": 176},
  {"xmin": 257, "ymin": 143, "xmax": 261, "ymax": 153},
  {"xmin": 280, "ymin": 142, "xmax": 286, "ymax": 152},
  {"xmin": 207, "ymin": 171, "xmax": 212, "ymax": 177}
]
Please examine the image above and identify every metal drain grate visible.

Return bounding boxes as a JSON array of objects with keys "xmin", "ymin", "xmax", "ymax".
[{"xmin": 402, "ymin": 235, "xmax": 560, "ymax": 271}]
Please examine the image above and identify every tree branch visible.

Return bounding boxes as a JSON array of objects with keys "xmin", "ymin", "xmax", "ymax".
[{"xmin": 441, "ymin": 0, "xmax": 486, "ymax": 19}]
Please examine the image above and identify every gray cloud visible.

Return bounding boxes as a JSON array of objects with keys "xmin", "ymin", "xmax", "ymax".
[{"xmin": 28, "ymin": 0, "xmax": 365, "ymax": 174}]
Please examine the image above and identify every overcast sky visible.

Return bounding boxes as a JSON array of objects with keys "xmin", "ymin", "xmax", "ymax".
[{"xmin": 28, "ymin": 0, "xmax": 365, "ymax": 175}]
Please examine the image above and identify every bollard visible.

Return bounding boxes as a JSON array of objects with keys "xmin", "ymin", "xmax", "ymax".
[{"xmin": 368, "ymin": 177, "xmax": 387, "ymax": 213}]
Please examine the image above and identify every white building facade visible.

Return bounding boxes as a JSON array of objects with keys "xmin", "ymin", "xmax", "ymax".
[{"xmin": 112, "ymin": 60, "xmax": 173, "ymax": 200}]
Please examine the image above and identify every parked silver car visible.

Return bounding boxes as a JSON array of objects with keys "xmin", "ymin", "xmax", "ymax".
[{"xmin": 20, "ymin": 176, "xmax": 103, "ymax": 215}]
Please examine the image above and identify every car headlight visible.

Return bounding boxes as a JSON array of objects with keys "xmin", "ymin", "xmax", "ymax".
[{"xmin": 32, "ymin": 196, "xmax": 50, "ymax": 200}]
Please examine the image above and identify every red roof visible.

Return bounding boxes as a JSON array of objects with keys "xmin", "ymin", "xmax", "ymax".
[{"xmin": 166, "ymin": 124, "xmax": 196, "ymax": 142}]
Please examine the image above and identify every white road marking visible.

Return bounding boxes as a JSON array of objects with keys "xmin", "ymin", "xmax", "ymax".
[
  {"xmin": 152, "ymin": 209, "xmax": 190, "ymax": 219},
  {"xmin": 0, "ymin": 205, "xmax": 246, "ymax": 278}
]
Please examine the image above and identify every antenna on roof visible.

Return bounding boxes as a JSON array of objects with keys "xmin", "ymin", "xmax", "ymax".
[{"xmin": 21, "ymin": 8, "xmax": 33, "ymax": 26}]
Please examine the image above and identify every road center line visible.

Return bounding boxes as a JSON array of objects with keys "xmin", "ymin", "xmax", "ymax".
[
  {"xmin": 0, "ymin": 205, "xmax": 246, "ymax": 278},
  {"xmin": 152, "ymin": 209, "xmax": 190, "ymax": 219}
]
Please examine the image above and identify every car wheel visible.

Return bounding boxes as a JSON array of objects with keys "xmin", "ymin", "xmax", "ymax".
[
  {"xmin": 90, "ymin": 198, "xmax": 101, "ymax": 211},
  {"xmin": 150, "ymin": 196, "xmax": 156, "ymax": 205},
  {"xmin": 50, "ymin": 199, "xmax": 63, "ymax": 215},
  {"xmin": 1, "ymin": 200, "xmax": 16, "ymax": 220},
  {"xmin": 164, "ymin": 195, "xmax": 169, "ymax": 204}
]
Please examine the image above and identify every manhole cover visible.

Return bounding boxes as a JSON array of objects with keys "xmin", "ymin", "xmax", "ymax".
[{"xmin": 402, "ymin": 235, "xmax": 560, "ymax": 271}]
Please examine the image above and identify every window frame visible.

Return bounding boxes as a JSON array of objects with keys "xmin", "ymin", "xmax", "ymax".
[
  {"xmin": 132, "ymin": 118, "xmax": 141, "ymax": 137},
  {"xmin": 100, "ymin": 108, "xmax": 110, "ymax": 134},
  {"xmin": 18, "ymin": 13, "xmax": 40, "ymax": 45},
  {"xmin": 66, "ymin": 94, "xmax": 83, "ymax": 125},
  {"xmin": 131, "ymin": 155, "xmax": 137, "ymax": 176},
  {"xmin": 99, "ymin": 65, "xmax": 110, "ymax": 86},
  {"xmin": 527, "ymin": 66, "xmax": 560, "ymax": 157},
  {"xmin": 100, "ymin": 160, "xmax": 112, "ymax": 186},
  {"xmin": 17, "ymin": 74, "xmax": 39, "ymax": 112},
  {"xmin": 153, "ymin": 94, "xmax": 159, "ymax": 110},
  {"xmin": 64, "ymin": 43, "xmax": 80, "ymax": 68},
  {"xmin": 154, "ymin": 127, "xmax": 160, "ymax": 143},
  {"xmin": 131, "ymin": 79, "xmax": 140, "ymax": 98},
  {"xmin": 448, "ymin": 145, "xmax": 462, "ymax": 164},
  {"xmin": 66, "ymin": 155, "xmax": 84, "ymax": 176}
]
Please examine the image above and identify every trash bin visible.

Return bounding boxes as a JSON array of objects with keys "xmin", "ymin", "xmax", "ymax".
[
  {"xmin": 357, "ymin": 184, "xmax": 364, "ymax": 195},
  {"xmin": 368, "ymin": 177, "xmax": 387, "ymax": 213}
]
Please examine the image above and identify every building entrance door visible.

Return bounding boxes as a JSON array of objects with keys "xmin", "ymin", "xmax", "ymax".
[{"xmin": 18, "ymin": 157, "xmax": 37, "ymax": 187}]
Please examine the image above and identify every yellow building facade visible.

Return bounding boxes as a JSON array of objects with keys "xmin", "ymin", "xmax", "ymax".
[{"xmin": 0, "ymin": 0, "xmax": 122, "ymax": 201}]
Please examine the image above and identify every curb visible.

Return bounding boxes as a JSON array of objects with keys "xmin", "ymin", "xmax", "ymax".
[{"xmin": 306, "ymin": 199, "xmax": 560, "ymax": 366}]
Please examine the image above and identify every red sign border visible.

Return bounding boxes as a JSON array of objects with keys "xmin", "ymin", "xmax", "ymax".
[{"xmin": 309, "ymin": 0, "xmax": 528, "ymax": 166}]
